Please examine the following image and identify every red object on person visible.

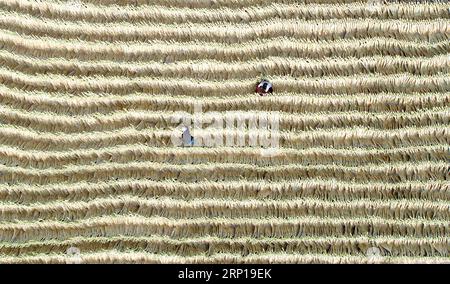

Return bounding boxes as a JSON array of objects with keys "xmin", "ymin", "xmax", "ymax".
[{"xmin": 256, "ymin": 80, "xmax": 273, "ymax": 96}]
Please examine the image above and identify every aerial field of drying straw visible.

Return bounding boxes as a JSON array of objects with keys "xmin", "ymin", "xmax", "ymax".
[{"xmin": 0, "ymin": 0, "xmax": 448, "ymax": 264}]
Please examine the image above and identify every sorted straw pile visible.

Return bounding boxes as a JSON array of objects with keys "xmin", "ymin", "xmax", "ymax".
[{"xmin": 0, "ymin": 0, "xmax": 448, "ymax": 263}]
